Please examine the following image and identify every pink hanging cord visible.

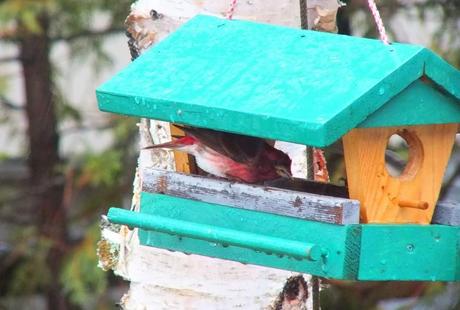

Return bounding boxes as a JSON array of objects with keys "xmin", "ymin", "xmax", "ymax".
[
  {"xmin": 367, "ymin": 0, "xmax": 390, "ymax": 45},
  {"xmin": 226, "ymin": 0, "xmax": 238, "ymax": 20}
]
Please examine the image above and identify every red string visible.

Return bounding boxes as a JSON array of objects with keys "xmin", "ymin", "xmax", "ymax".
[{"xmin": 226, "ymin": 0, "xmax": 238, "ymax": 20}]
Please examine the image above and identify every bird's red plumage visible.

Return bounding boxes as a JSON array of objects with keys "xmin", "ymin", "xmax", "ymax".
[{"xmin": 144, "ymin": 126, "xmax": 292, "ymax": 183}]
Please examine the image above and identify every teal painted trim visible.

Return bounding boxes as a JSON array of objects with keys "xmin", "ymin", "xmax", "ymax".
[
  {"xmin": 136, "ymin": 192, "xmax": 360, "ymax": 279},
  {"xmin": 359, "ymin": 224, "xmax": 460, "ymax": 281},
  {"xmin": 97, "ymin": 92, "xmax": 312, "ymax": 145},
  {"xmin": 108, "ymin": 207, "xmax": 321, "ymax": 261},
  {"xmin": 424, "ymin": 49, "xmax": 460, "ymax": 101},
  {"xmin": 323, "ymin": 50, "xmax": 425, "ymax": 144},
  {"xmin": 107, "ymin": 193, "xmax": 460, "ymax": 281},
  {"xmin": 457, "ymin": 229, "xmax": 460, "ymax": 280},
  {"xmin": 344, "ymin": 222, "xmax": 362, "ymax": 279},
  {"xmin": 359, "ymin": 79, "xmax": 460, "ymax": 128},
  {"xmin": 94, "ymin": 15, "xmax": 460, "ymax": 147}
]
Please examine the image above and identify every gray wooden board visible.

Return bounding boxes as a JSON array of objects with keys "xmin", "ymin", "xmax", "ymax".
[
  {"xmin": 141, "ymin": 168, "xmax": 360, "ymax": 225},
  {"xmin": 432, "ymin": 201, "xmax": 460, "ymax": 226}
]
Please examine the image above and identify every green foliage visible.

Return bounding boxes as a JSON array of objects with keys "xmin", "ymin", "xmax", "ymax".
[
  {"xmin": 0, "ymin": 0, "xmax": 135, "ymax": 307},
  {"xmin": 51, "ymin": 79, "xmax": 83, "ymax": 123},
  {"xmin": 0, "ymin": 75, "xmax": 8, "ymax": 95},
  {"xmin": 0, "ymin": 0, "xmax": 130, "ymax": 34},
  {"xmin": 80, "ymin": 150, "xmax": 123, "ymax": 187},
  {"xmin": 48, "ymin": 0, "xmax": 130, "ymax": 37},
  {"xmin": 0, "ymin": 75, "xmax": 10, "ymax": 125},
  {"xmin": 69, "ymin": 36, "xmax": 114, "ymax": 74},
  {"xmin": 60, "ymin": 223, "xmax": 107, "ymax": 308},
  {"xmin": 50, "ymin": 0, "xmax": 131, "ymax": 73},
  {"xmin": 7, "ymin": 227, "xmax": 52, "ymax": 295},
  {"xmin": 112, "ymin": 116, "xmax": 138, "ymax": 142},
  {"xmin": 0, "ymin": 152, "xmax": 10, "ymax": 161},
  {"xmin": 0, "ymin": 0, "xmax": 53, "ymax": 33}
]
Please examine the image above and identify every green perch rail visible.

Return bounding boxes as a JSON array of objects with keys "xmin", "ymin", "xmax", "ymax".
[{"xmin": 108, "ymin": 207, "xmax": 322, "ymax": 261}]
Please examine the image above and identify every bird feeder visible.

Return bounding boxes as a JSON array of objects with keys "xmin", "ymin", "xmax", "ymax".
[{"xmin": 96, "ymin": 15, "xmax": 460, "ymax": 281}]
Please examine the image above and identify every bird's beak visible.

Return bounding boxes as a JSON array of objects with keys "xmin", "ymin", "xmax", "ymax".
[
  {"xmin": 142, "ymin": 140, "xmax": 182, "ymax": 150},
  {"xmin": 142, "ymin": 136, "xmax": 195, "ymax": 150},
  {"xmin": 275, "ymin": 165, "xmax": 292, "ymax": 179}
]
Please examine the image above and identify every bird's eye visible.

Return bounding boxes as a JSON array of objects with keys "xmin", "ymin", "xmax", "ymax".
[
  {"xmin": 275, "ymin": 165, "xmax": 292, "ymax": 179},
  {"xmin": 150, "ymin": 10, "xmax": 160, "ymax": 19}
]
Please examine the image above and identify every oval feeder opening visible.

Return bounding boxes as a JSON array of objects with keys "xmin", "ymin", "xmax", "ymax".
[{"xmin": 385, "ymin": 129, "xmax": 423, "ymax": 180}]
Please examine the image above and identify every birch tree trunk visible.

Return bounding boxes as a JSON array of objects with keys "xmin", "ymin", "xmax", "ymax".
[{"xmin": 99, "ymin": 1, "xmax": 341, "ymax": 309}]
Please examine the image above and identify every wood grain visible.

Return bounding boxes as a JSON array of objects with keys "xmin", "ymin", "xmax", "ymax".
[
  {"xmin": 169, "ymin": 124, "xmax": 196, "ymax": 173},
  {"xmin": 142, "ymin": 168, "xmax": 360, "ymax": 225},
  {"xmin": 343, "ymin": 124, "xmax": 457, "ymax": 224}
]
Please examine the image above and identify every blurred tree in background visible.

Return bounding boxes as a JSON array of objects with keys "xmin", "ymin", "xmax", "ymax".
[
  {"xmin": 339, "ymin": 0, "xmax": 460, "ymax": 67},
  {"xmin": 0, "ymin": 0, "xmax": 133, "ymax": 309},
  {"xmin": 0, "ymin": 0, "xmax": 458, "ymax": 310}
]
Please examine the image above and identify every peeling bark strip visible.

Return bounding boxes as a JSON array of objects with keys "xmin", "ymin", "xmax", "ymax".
[
  {"xmin": 432, "ymin": 201, "xmax": 460, "ymax": 226},
  {"xmin": 271, "ymin": 275, "xmax": 309, "ymax": 310},
  {"xmin": 142, "ymin": 168, "xmax": 360, "ymax": 225}
]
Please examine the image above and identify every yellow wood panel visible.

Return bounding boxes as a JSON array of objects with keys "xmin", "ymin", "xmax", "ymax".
[
  {"xmin": 343, "ymin": 124, "xmax": 457, "ymax": 224},
  {"xmin": 170, "ymin": 124, "xmax": 195, "ymax": 173}
]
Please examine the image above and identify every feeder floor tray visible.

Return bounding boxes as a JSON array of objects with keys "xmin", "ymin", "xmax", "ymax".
[{"xmin": 108, "ymin": 192, "xmax": 460, "ymax": 282}]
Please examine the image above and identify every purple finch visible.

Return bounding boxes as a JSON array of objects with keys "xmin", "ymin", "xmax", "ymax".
[{"xmin": 144, "ymin": 126, "xmax": 292, "ymax": 183}]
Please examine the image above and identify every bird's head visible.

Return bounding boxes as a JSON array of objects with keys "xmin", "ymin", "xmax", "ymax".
[
  {"xmin": 266, "ymin": 147, "xmax": 292, "ymax": 179},
  {"xmin": 275, "ymin": 164, "xmax": 292, "ymax": 179}
]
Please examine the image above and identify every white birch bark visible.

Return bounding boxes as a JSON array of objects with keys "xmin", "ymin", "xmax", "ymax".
[
  {"xmin": 306, "ymin": 0, "xmax": 342, "ymax": 32},
  {"xmin": 99, "ymin": 1, "xmax": 342, "ymax": 309}
]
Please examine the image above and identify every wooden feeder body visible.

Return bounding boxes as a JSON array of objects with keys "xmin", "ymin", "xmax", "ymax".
[
  {"xmin": 343, "ymin": 124, "xmax": 457, "ymax": 223},
  {"xmin": 96, "ymin": 16, "xmax": 460, "ymax": 281}
]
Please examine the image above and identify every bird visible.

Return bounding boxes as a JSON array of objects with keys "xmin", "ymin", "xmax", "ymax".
[{"xmin": 143, "ymin": 125, "xmax": 292, "ymax": 184}]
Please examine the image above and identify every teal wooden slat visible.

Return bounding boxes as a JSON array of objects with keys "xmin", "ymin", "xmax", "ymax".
[
  {"xmin": 423, "ymin": 49, "xmax": 460, "ymax": 101},
  {"xmin": 457, "ymin": 230, "xmax": 460, "ymax": 281},
  {"xmin": 96, "ymin": 15, "xmax": 460, "ymax": 147},
  {"xmin": 457, "ymin": 231, "xmax": 460, "ymax": 281},
  {"xmin": 359, "ymin": 80, "xmax": 460, "ymax": 128},
  {"xmin": 106, "ymin": 194, "xmax": 460, "ymax": 281},
  {"xmin": 358, "ymin": 224, "xmax": 460, "ymax": 281},
  {"xmin": 135, "ymin": 192, "xmax": 361, "ymax": 280}
]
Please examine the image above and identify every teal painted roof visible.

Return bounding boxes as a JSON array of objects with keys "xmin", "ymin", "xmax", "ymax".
[{"xmin": 96, "ymin": 15, "xmax": 460, "ymax": 147}]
